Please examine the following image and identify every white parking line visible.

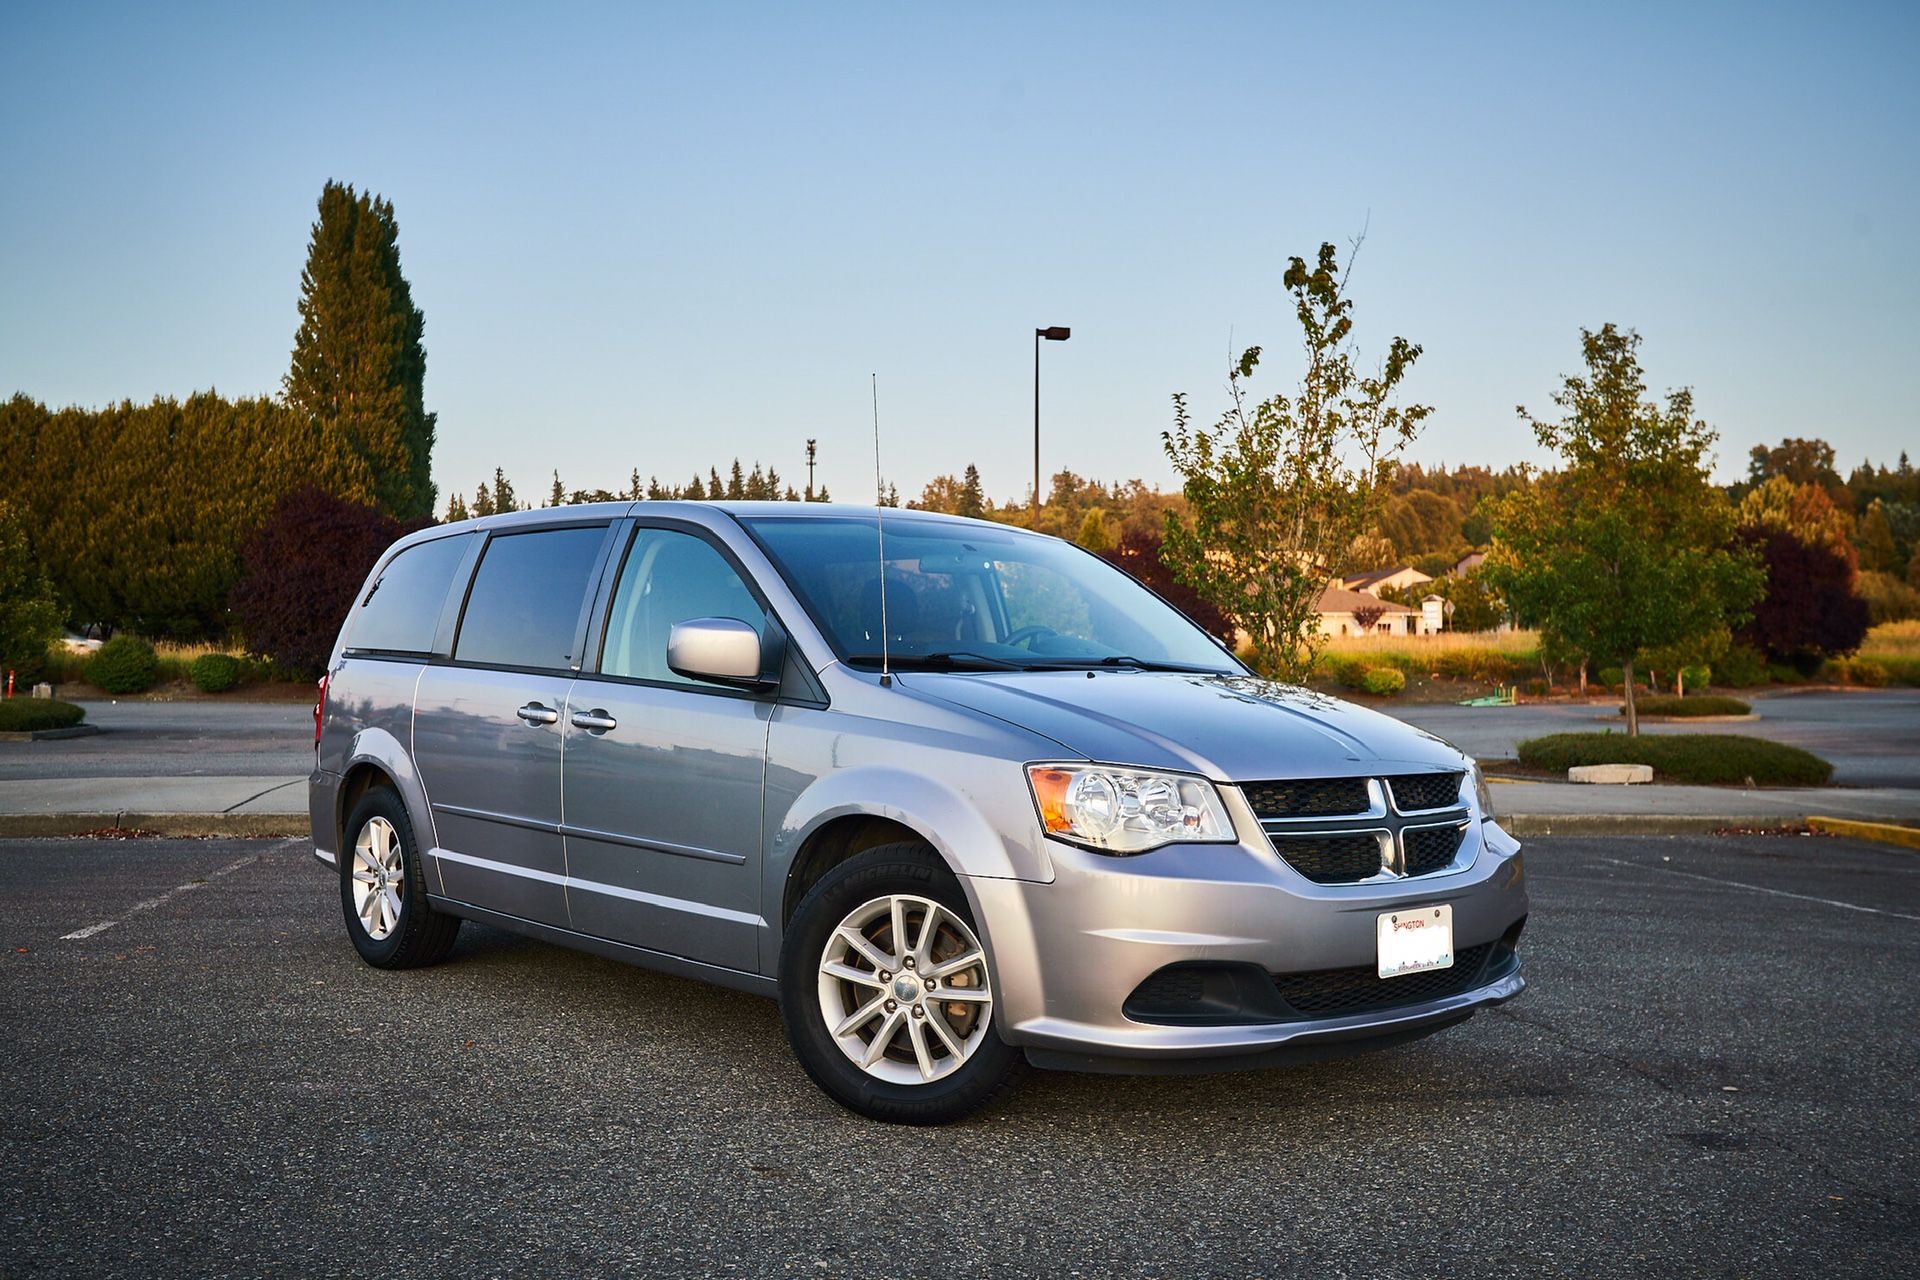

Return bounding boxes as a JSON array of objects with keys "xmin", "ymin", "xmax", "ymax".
[
  {"xmin": 1585, "ymin": 853, "xmax": 1920, "ymax": 922},
  {"xmin": 59, "ymin": 844, "xmax": 288, "ymax": 941}
]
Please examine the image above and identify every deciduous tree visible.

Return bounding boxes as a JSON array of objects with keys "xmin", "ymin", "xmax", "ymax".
[
  {"xmin": 1161, "ymin": 241, "xmax": 1429, "ymax": 681},
  {"xmin": 1736, "ymin": 527, "xmax": 1868, "ymax": 670},
  {"xmin": 230, "ymin": 488, "xmax": 430, "ymax": 676},
  {"xmin": 1482, "ymin": 325, "xmax": 1764, "ymax": 734}
]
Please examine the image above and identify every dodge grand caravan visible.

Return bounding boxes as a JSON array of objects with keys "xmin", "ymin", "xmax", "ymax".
[{"xmin": 311, "ymin": 502, "xmax": 1527, "ymax": 1123}]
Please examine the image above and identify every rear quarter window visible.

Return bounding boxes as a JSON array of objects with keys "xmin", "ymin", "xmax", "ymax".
[
  {"xmin": 454, "ymin": 525, "xmax": 610, "ymax": 670},
  {"xmin": 346, "ymin": 533, "xmax": 474, "ymax": 655}
]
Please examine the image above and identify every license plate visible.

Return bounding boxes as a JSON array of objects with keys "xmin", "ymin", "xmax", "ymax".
[{"xmin": 1377, "ymin": 904, "xmax": 1454, "ymax": 978}]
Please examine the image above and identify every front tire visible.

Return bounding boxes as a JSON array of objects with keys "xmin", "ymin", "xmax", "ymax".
[
  {"xmin": 780, "ymin": 842, "xmax": 1018, "ymax": 1124},
  {"xmin": 340, "ymin": 788, "xmax": 460, "ymax": 969}
]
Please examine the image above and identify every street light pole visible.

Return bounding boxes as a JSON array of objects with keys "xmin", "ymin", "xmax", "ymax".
[{"xmin": 1033, "ymin": 326, "xmax": 1070, "ymax": 529}]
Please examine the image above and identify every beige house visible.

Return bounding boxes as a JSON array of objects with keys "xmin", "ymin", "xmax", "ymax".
[
  {"xmin": 1341, "ymin": 565, "xmax": 1434, "ymax": 598},
  {"xmin": 1314, "ymin": 583, "xmax": 1424, "ymax": 637}
]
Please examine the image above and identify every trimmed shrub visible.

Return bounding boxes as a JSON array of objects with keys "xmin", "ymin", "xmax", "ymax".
[
  {"xmin": 1821, "ymin": 657, "xmax": 1889, "ymax": 687},
  {"xmin": 1344, "ymin": 666, "xmax": 1406, "ymax": 696},
  {"xmin": 1623, "ymin": 695, "xmax": 1751, "ymax": 717},
  {"xmin": 90, "ymin": 636, "xmax": 159, "ymax": 694},
  {"xmin": 1516, "ymin": 733, "xmax": 1832, "ymax": 786},
  {"xmin": 1679, "ymin": 664, "xmax": 1711, "ymax": 691},
  {"xmin": 1714, "ymin": 645, "xmax": 1769, "ymax": 688},
  {"xmin": 0, "ymin": 698, "xmax": 86, "ymax": 732},
  {"xmin": 190, "ymin": 653, "xmax": 241, "ymax": 693},
  {"xmin": 1597, "ymin": 667, "xmax": 1624, "ymax": 689}
]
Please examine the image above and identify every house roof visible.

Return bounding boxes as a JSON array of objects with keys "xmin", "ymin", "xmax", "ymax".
[
  {"xmin": 1341, "ymin": 565, "xmax": 1432, "ymax": 592},
  {"xmin": 1315, "ymin": 583, "xmax": 1419, "ymax": 614}
]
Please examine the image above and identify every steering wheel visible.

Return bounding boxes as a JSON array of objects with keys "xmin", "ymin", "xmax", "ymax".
[{"xmin": 1001, "ymin": 625, "xmax": 1058, "ymax": 650}]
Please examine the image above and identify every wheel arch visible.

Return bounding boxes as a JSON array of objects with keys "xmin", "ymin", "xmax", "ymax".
[
  {"xmin": 334, "ymin": 728, "xmax": 438, "ymax": 872},
  {"xmin": 763, "ymin": 764, "xmax": 1053, "ymax": 975}
]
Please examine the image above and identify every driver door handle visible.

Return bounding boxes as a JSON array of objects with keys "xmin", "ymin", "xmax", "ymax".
[
  {"xmin": 516, "ymin": 702, "xmax": 560, "ymax": 726},
  {"xmin": 570, "ymin": 709, "xmax": 618, "ymax": 733}
]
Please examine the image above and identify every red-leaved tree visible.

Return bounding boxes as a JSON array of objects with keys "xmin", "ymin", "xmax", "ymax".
[
  {"xmin": 1099, "ymin": 527, "xmax": 1237, "ymax": 645},
  {"xmin": 1735, "ymin": 526, "xmax": 1868, "ymax": 674},
  {"xmin": 230, "ymin": 487, "xmax": 431, "ymax": 676}
]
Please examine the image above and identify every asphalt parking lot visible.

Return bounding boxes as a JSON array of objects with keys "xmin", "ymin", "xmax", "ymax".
[{"xmin": 3, "ymin": 834, "xmax": 1915, "ymax": 1277}]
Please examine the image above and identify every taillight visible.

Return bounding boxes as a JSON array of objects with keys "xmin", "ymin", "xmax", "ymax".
[{"xmin": 314, "ymin": 673, "xmax": 328, "ymax": 748}]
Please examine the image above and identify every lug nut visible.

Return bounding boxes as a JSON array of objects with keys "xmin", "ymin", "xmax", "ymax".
[
  {"xmin": 912, "ymin": 1007, "xmax": 925, "ymax": 1018},
  {"xmin": 885, "ymin": 1000, "xmax": 897, "ymax": 1012},
  {"xmin": 904, "ymin": 958, "xmax": 915, "ymax": 969},
  {"xmin": 877, "ymin": 971, "xmax": 890, "ymax": 982},
  {"xmin": 925, "ymin": 977, "xmax": 937, "ymax": 989}
]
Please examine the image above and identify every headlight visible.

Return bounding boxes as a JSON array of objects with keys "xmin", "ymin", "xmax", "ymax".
[
  {"xmin": 1026, "ymin": 764, "xmax": 1233, "ymax": 855},
  {"xmin": 1470, "ymin": 762, "xmax": 1496, "ymax": 821}
]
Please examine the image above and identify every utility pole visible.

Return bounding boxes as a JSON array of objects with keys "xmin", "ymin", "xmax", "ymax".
[{"xmin": 805, "ymin": 439, "xmax": 817, "ymax": 499}]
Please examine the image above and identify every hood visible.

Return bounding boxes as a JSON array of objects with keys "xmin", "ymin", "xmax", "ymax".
[{"xmin": 898, "ymin": 669, "xmax": 1466, "ymax": 781}]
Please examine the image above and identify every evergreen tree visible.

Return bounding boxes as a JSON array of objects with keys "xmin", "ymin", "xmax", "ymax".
[
  {"xmin": 471, "ymin": 483, "xmax": 496, "ymax": 518},
  {"xmin": 959, "ymin": 465, "xmax": 986, "ymax": 518},
  {"xmin": 444, "ymin": 492, "xmax": 470, "ymax": 522},
  {"xmin": 548, "ymin": 471, "xmax": 566, "ymax": 507},
  {"xmin": 490, "ymin": 468, "xmax": 518, "ymax": 513},
  {"xmin": 284, "ymin": 180, "xmax": 436, "ymax": 520},
  {"xmin": 727, "ymin": 459, "xmax": 746, "ymax": 500}
]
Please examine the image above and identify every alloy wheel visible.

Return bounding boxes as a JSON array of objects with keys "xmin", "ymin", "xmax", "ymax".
[
  {"xmin": 350, "ymin": 816, "xmax": 405, "ymax": 941},
  {"xmin": 816, "ymin": 893, "xmax": 993, "ymax": 1085}
]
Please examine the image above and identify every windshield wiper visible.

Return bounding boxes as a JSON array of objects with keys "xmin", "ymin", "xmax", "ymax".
[
  {"xmin": 843, "ymin": 651, "xmax": 1025, "ymax": 671},
  {"xmin": 1027, "ymin": 655, "xmax": 1229, "ymax": 674}
]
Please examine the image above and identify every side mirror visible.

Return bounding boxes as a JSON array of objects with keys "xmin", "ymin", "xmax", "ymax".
[{"xmin": 667, "ymin": 617, "xmax": 775, "ymax": 688}]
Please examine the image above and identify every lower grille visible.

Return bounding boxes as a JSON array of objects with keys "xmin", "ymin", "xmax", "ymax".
[
  {"xmin": 1404, "ymin": 824, "xmax": 1467, "ymax": 875},
  {"xmin": 1273, "ymin": 943, "xmax": 1496, "ymax": 1017},
  {"xmin": 1267, "ymin": 832, "xmax": 1385, "ymax": 884}
]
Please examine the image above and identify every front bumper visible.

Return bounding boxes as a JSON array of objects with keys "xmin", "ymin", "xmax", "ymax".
[{"xmin": 962, "ymin": 818, "xmax": 1528, "ymax": 1068}]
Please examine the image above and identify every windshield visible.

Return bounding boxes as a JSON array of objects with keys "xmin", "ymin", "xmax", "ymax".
[{"xmin": 740, "ymin": 515, "xmax": 1244, "ymax": 674}]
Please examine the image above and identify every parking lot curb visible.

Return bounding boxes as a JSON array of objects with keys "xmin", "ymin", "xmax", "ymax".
[
  {"xmin": 0, "ymin": 812, "xmax": 309, "ymax": 839},
  {"xmin": 1502, "ymin": 814, "xmax": 1806, "ymax": 837},
  {"xmin": 1806, "ymin": 815, "xmax": 1920, "ymax": 851}
]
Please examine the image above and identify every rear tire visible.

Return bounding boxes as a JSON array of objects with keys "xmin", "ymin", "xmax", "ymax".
[
  {"xmin": 340, "ymin": 788, "xmax": 460, "ymax": 969},
  {"xmin": 780, "ymin": 842, "xmax": 1018, "ymax": 1124}
]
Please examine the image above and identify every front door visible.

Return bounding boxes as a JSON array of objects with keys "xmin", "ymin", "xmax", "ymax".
[{"xmin": 561, "ymin": 525, "xmax": 773, "ymax": 971}]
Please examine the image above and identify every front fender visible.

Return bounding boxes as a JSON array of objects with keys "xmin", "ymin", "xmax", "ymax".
[{"xmin": 761, "ymin": 762, "xmax": 1056, "ymax": 971}]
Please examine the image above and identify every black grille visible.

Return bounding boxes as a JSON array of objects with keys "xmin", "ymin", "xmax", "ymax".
[
  {"xmin": 1268, "ymin": 833, "xmax": 1385, "ymax": 884},
  {"xmin": 1128, "ymin": 967, "xmax": 1205, "ymax": 1007},
  {"xmin": 1386, "ymin": 772, "xmax": 1464, "ymax": 812},
  {"xmin": 1243, "ymin": 777, "xmax": 1370, "ymax": 819},
  {"xmin": 1272, "ymin": 942, "xmax": 1495, "ymax": 1017},
  {"xmin": 1404, "ymin": 824, "xmax": 1467, "ymax": 875}
]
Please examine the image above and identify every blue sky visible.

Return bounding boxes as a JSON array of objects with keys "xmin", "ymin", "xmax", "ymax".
[{"xmin": 3, "ymin": 2, "xmax": 1915, "ymax": 505}]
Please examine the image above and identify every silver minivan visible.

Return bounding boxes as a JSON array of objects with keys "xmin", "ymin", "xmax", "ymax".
[{"xmin": 311, "ymin": 502, "xmax": 1527, "ymax": 1122}]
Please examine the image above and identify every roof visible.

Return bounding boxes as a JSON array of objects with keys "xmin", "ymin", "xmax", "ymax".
[
  {"xmin": 1341, "ymin": 565, "xmax": 1433, "ymax": 591},
  {"xmin": 1315, "ymin": 583, "xmax": 1419, "ymax": 614}
]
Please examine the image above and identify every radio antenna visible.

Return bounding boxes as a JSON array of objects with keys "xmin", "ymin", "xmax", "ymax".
[{"xmin": 872, "ymin": 373, "xmax": 891, "ymax": 686}]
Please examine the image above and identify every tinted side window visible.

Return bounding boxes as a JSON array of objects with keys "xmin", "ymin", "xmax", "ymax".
[
  {"xmin": 454, "ymin": 527, "xmax": 609, "ymax": 670},
  {"xmin": 600, "ymin": 528, "xmax": 765, "ymax": 686},
  {"xmin": 347, "ymin": 533, "xmax": 473, "ymax": 655}
]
